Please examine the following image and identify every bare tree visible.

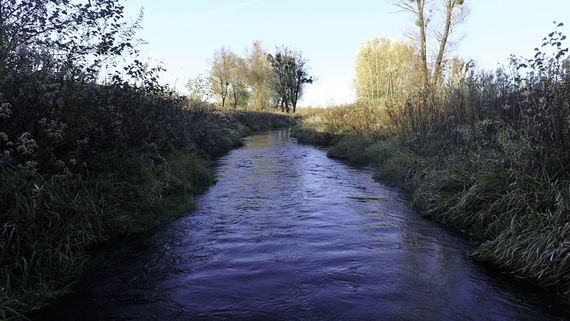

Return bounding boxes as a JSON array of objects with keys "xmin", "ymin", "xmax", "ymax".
[
  {"xmin": 394, "ymin": 0, "xmax": 467, "ymax": 88},
  {"xmin": 395, "ymin": 0, "xmax": 429, "ymax": 87},
  {"xmin": 432, "ymin": 0, "xmax": 468, "ymax": 85}
]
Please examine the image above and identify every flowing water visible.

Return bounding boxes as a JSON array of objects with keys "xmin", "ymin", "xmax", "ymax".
[{"xmin": 35, "ymin": 129, "xmax": 568, "ymax": 320}]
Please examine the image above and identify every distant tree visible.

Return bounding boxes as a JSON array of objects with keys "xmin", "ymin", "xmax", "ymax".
[
  {"xmin": 210, "ymin": 47, "xmax": 235, "ymax": 108},
  {"xmin": 288, "ymin": 52, "xmax": 313, "ymax": 113},
  {"xmin": 186, "ymin": 74, "xmax": 212, "ymax": 102},
  {"xmin": 354, "ymin": 38, "xmax": 417, "ymax": 104},
  {"xmin": 394, "ymin": 0, "xmax": 468, "ymax": 88},
  {"xmin": 267, "ymin": 47, "xmax": 312, "ymax": 113},
  {"xmin": 228, "ymin": 57, "xmax": 250, "ymax": 108},
  {"xmin": 267, "ymin": 49, "xmax": 293, "ymax": 112},
  {"xmin": 245, "ymin": 41, "xmax": 273, "ymax": 110},
  {"xmin": 207, "ymin": 44, "xmax": 312, "ymax": 112}
]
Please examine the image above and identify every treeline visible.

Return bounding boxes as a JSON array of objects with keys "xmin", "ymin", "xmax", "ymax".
[
  {"xmin": 187, "ymin": 43, "xmax": 313, "ymax": 113},
  {"xmin": 0, "ymin": 0, "xmax": 295, "ymax": 318},
  {"xmin": 293, "ymin": 1, "xmax": 569, "ymax": 303}
]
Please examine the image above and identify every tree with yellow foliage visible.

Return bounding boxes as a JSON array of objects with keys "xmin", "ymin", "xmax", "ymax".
[
  {"xmin": 210, "ymin": 47, "xmax": 235, "ymax": 108},
  {"xmin": 245, "ymin": 42, "xmax": 274, "ymax": 110},
  {"xmin": 353, "ymin": 38, "xmax": 418, "ymax": 104}
]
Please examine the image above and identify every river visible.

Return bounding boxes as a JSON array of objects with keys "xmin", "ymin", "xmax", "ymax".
[{"xmin": 35, "ymin": 129, "xmax": 568, "ymax": 320}]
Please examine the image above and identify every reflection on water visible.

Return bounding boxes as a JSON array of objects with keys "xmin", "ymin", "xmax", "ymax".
[{"xmin": 35, "ymin": 129, "xmax": 568, "ymax": 321}]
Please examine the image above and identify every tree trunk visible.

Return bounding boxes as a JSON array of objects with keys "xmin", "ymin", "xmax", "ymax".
[
  {"xmin": 416, "ymin": 0, "xmax": 429, "ymax": 88},
  {"xmin": 219, "ymin": 78, "xmax": 226, "ymax": 108},
  {"xmin": 284, "ymin": 95, "xmax": 290, "ymax": 113},
  {"xmin": 432, "ymin": 0, "xmax": 454, "ymax": 86},
  {"xmin": 292, "ymin": 80, "xmax": 300, "ymax": 113}
]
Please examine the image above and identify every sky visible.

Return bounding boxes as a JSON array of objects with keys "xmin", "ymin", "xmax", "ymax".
[{"xmin": 122, "ymin": 0, "xmax": 570, "ymax": 107}]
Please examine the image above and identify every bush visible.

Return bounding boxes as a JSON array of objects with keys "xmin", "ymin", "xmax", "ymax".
[{"xmin": 0, "ymin": 69, "xmax": 294, "ymax": 317}]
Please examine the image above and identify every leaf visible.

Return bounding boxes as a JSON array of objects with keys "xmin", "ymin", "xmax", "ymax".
[{"xmin": 557, "ymin": 22, "xmax": 564, "ymax": 27}]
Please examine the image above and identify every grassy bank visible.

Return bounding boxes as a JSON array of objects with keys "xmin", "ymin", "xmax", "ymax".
[
  {"xmin": 293, "ymin": 110, "xmax": 569, "ymax": 303},
  {"xmin": 292, "ymin": 49, "xmax": 570, "ymax": 303},
  {"xmin": 0, "ymin": 72, "xmax": 295, "ymax": 319}
]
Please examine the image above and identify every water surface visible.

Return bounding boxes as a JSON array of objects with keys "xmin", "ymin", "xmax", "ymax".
[{"xmin": 36, "ymin": 129, "xmax": 568, "ymax": 320}]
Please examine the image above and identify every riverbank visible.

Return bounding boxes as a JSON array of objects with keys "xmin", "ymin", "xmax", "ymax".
[
  {"xmin": 0, "ymin": 73, "xmax": 295, "ymax": 318},
  {"xmin": 28, "ymin": 129, "xmax": 567, "ymax": 321},
  {"xmin": 291, "ymin": 108, "xmax": 569, "ymax": 304}
]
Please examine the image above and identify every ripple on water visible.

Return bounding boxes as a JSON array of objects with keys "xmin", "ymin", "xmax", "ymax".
[{"xmin": 32, "ymin": 129, "xmax": 570, "ymax": 321}]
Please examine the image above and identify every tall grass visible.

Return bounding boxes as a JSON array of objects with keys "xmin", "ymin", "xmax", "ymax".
[
  {"xmin": 0, "ymin": 68, "xmax": 295, "ymax": 318},
  {"xmin": 293, "ymin": 27, "xmax": 570, "ymax": 301}
]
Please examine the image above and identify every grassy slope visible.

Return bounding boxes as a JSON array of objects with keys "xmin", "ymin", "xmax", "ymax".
[
  {"xmin": 0, "ymin": 94, "xmax": 295, "ymax": 319},
  {"xmin": 291, "ymin": 120, "xmax": 569, "ymax": 305}
]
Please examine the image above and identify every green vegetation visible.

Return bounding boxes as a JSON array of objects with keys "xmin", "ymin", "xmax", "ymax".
[
  {"xmin": 293, "ymin": 23, "xmax": 569, "ymax": 302},
  {"xmin": 2, "ymin": 0, "xmax": 568, "ymax": 317},
  {"xmin": 0, "ymin": 0, "xmax": 295, "ymax": 318},
  {"xmin": 0, "ymin": 78, "xmax": 294, "ymax": 318}
]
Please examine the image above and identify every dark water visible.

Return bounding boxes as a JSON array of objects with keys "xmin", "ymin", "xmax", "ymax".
[{"xmin": 35, "ymin": 129, "xmax": 568, "ymax": 321}]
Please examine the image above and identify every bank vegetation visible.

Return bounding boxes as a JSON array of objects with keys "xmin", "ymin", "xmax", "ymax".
[
  {"xmin": 0, "ymin": 1, "xmax": 294, "ymax": 318},
  {"xmin": 294, "ymin": 5, "xmax": 569, "ymax": 303}
]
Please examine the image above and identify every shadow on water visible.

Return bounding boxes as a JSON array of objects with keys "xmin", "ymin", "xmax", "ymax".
[{"xmin": 33, "ymin": 129, "xmax": 569, "ymax": 321}]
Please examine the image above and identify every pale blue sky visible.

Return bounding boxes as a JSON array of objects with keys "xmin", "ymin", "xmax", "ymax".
[{"xmin": 123, "ymin": 0, "xmax": 569, "ymax": 107}]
